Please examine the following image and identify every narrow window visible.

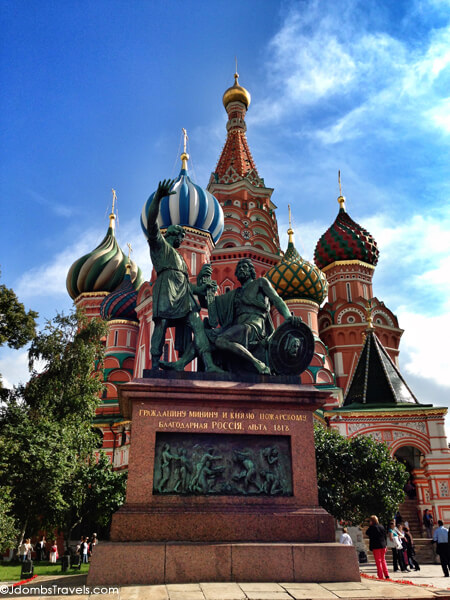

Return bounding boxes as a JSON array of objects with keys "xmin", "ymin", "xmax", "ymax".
[
  {"xmin": 191, "ymin": 252, "xmax": 197, "ymax": 276},
  {"xmin": 114, "ymin": 330, "xmax": 119, "ymax": 347},
  {"xmin": 346, "ymin": 282, "xmax": 352, "ymax": 302}
]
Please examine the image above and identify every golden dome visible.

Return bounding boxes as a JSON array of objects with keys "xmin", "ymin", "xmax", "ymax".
[{"xmin": 222, "ymin": 72, "xmax": 251, "ymax": 109}]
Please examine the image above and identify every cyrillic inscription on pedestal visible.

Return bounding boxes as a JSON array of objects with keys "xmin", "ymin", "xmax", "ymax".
[{"xmin": 153, "ymin": 433, "xmax": 292, "ymax": 496}]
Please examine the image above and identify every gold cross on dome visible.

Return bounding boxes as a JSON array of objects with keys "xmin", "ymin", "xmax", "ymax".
[
  {"xmin": 182, "ymin": 128, "xmax": 188, "ymax": 154},
  {"xmin": 127, "ymin": 243, "xmax": 133, "ymax": 260},
  {"xmin": 111, "ymin": 188, "xmax": 117, "ymax": 214}
]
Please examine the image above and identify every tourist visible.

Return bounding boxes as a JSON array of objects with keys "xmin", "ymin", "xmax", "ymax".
[
  {"xmin": 35, "ymin": 535, "xmax": 46, "ymax": 562},
  {"xmin": 395, "ymin": 510, "xmax": 403, "ymax": 526},
  {"xmin": 18, "ymin": 539, "xmax": 32, "ymax": 562},
  {"xmin": 89, "ymin": 533, "xmax": 98, "ymax": 558},
  {"xmin": 423, "ymin": 509, "xmax": 433, "ymax": 538},
  {"xmin": 387, "ymin": 519, "xmax": 408, "ymax": 572},
  {"xmin": 81, "ymin": 537, "xmax": 89, "ymax": 563},
  {"xmin": 339, "ymin": 527, "xmax": 353, "ymax": 545},
  {"xmin": 49, "ymin": 540, "xmax": 58, "ymax": 564},
  {"xmin": 402, "ymin": 526, "xmax": 420, "ymax": 571},
  {"xmin": 366, "ymin": 516, "xmax": 389, "ymax": 579},
  {"xmin": 432, "ymin": 520, "xmax": 449, "ymax": 577}
]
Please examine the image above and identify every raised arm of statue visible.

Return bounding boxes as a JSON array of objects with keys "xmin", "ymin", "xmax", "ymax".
[{"xmin": 145, "ymin": 179, "xmax": 176, "ymax": 235}]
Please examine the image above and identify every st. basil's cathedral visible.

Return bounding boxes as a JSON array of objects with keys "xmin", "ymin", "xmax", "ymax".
[{"xmin": 66, "ymin": 73, "xmax": 450, "ymax": 536}]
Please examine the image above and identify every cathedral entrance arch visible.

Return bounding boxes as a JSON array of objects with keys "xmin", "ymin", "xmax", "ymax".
[{"xmin": 394, "ymin": 445, "xmax": 423, "ymax": 472}]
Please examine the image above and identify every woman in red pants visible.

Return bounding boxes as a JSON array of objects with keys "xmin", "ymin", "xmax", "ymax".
[{"xmin": 366, "ymin": 515, "xmax": 390, "ymax": 579}]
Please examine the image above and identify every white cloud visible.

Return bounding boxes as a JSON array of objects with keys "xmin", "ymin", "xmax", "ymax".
[
  {"xmin": 249, "ymin": 1, "xmax": 450, "ymax": 145},
  {"xmin": 15, "ymin": 231, "xmax": 102, "ymax": 298},
  {"xmin": 397, "ymin": 310, "xmax": 450, "ymax": 382},
  {"xmin": 0, "ymin": 349, "xmax": 30, "ymax": 389},
  {"xmin": 425, "ymin": 97, "xmax": 450, "ymax": 133},
  {"xmin": 15, "ymin": 219, "xmax": 152, "ymax": 300}
]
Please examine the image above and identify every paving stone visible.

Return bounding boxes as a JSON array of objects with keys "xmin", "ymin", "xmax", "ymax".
[
  {"xmin": 283, "ymin": 589, "xmax": 339, "ymax": 599},
  {"xmin": 166, "ymin": 584, "xmax": 202, "ymax": 591},
  {"xmin": 200, "ymin": 582, "xmax": 246, "ymax": 600},
  {"xmin": 120, "ymin": 585, "xmax": 168, "ymax": 600},
  {"xmin": 167, "ymin": 592, "xmax": 205, "ymax": 600},
  {"xmin": 243, "ymin": 593, "xmax": 293, "ymax": 600},
  {"xmin": 280, "ymin": 583, "xmax": 329, "ymax": 589},
  {"xmin": 321, "ymin": 582, "xmax": 370, "ymax": 590},
  {"xmin": 239, "ymin": 583, "xmax": 285, "ymax": 592}
]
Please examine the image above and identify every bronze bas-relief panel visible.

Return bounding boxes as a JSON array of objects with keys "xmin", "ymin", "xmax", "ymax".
[{"xmin": 153, "ymin": 433, "xmax": 293, "ymax": 496}]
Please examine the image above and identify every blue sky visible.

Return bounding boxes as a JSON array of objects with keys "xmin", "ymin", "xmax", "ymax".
[{"xmin": 1, "ymin": 0, "xmax": 449, "ymax": 435}]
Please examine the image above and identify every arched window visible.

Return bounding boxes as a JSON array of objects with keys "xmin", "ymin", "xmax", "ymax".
[{"xmin": 191, "ymin": 252, "xmax": 197, "ymax": 276}]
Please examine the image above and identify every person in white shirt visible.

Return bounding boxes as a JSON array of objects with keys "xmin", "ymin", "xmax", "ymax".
[{"xmin": 340, "ymin": 527, "xmax": 353, "ymax": 545}]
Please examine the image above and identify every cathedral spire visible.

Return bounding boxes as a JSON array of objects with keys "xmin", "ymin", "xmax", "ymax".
[
  {"xmin": 212, "ymin": 71, "xmax": 261, "ymax": 186},
  {"xmin": 337, "ymin": 170, "xmax": 346, "ymax": 212},
  {"xmin": 181, "ymin": 127, "xmax": 190, "ymax": 172}
]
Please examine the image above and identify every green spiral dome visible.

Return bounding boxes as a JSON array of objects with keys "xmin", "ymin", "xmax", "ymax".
[
  {"xmin": 266, "ymin": 237, "xmax": 328, "ymax": 305},
  {"xmin": 66, "ymin": 219, "xmax": 144, "ymax": 300}
]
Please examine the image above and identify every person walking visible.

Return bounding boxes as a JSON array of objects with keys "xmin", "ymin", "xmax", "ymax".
[
  {"xmin": 366, "ymin": 515, "xmax": 389, "ymax": 579},
  {"xmin": 423, "ymin": 509, "xmax": 434, "ymax": 538},
  {"xmin": 402, "ymin": 526, "xmax": 420, "ymax": 571},
  {"xmin": 433, "ymin": 520, "xmax": 449, "ymax": 577}
]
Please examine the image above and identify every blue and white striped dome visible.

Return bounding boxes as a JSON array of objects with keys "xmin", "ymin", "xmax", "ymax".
[{"xmin": 141, "ymin": 166, "xmax": 224, "ymax": 244}]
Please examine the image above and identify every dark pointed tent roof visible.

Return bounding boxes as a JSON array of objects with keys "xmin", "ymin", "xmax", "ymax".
[{"xmin": 340, "ymin": 329, "xmax": 430, "ymax": 410}]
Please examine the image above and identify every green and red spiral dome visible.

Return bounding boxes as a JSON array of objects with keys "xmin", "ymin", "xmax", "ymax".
[
  {"xmin": 100, "ymin": 269, "xmax": 139, "ymax": 322},
  {"xmin": 314, "ymin": 203, "xmax": 379, "ymax": 269}
]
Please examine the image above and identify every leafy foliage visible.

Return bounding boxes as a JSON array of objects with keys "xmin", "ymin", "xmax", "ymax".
[
  {"xmin": 0, "ymin": 486, "xmax": 18, "ymax": 553},
  {"xmin": 0, "ymin": 309, "xmax": 125, "ymax": 547},
  {"xmin": 315, "ymin": 423, "xmax": 409, "ymax": 525},
  {"xmin": 0, "ymin": 274, "xmax": 38, "ymax": 389}
]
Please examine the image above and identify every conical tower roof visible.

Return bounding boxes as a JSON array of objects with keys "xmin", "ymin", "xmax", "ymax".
[
  {"xmin": 211, "ymin": 72, "xmax": 263, "ymax": 187},
  {"xmin": 342, "ymin": 328, "xmax": 424, "ymax": 408}
]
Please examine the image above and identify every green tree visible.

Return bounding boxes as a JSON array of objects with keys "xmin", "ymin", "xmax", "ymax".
[
  {"xmin": 0, "ymin": 274, "xmax": 38, "ymax": 388},
  {"xmin": 0, "ymin": 486, "xmax": 18, "ymax": 553},
  {"xmin": 314, "ymin": 423, "xmax": 408, "ymax": 525},
  {"xmin": 59, "ymin": 453, "xmax": 127, "ymax": 548},
  {"xmin": 0, "ymin": 310, "xmax": 125, "ymax": 548}
]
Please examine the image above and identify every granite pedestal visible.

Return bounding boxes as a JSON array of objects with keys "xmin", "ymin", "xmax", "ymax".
[{"xmin": 87, "ymin": 374, "xmax": 359, "ymax": 585}]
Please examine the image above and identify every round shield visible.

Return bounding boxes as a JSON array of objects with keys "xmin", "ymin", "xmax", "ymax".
[{"xmin": 268, "ymin": 320, "xmax": 315, "ymax": 376}]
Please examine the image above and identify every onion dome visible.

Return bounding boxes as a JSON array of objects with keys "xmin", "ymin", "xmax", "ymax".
[
  {"xmin": 100, "ymin": 263, "xmax": 139, "ymax": 322},
  {"xmin": 66, "ymin": 208, "xmax": 144, "ymax": 300},
  {"xmin": 223, "ymin": 72, "xmax": 251, "ymax": 109},
  {"xmin": 314, "ymin": 190, "xmax": 379, "ymax": 270},
  {"xmin": 141, "ymin": 138, "xmax": 224, "ymax": 244},
  {"xmin": 266, "ymin": 211, "xmax": 328, "ymax": 305}
]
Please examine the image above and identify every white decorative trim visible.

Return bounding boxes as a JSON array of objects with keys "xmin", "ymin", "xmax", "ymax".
[{"xmin": 336, "ymin": 307, "xmax": 365, "ymax": 324}]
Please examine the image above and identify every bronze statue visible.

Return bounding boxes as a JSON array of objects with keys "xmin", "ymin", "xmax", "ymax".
[
  {"xmin": 162, "ymin": 258, "xmax": 308, "ymax": 375},
  {"xmin": 145, "ymin": 180, "xmax": 221, "ymax": 372}
]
